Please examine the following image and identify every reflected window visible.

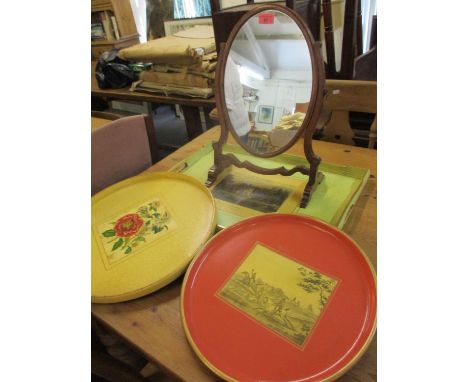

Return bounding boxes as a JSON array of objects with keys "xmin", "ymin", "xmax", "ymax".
[{"xmin": 174, "ymin": 0, "xmax": 211, "ymax": 19}]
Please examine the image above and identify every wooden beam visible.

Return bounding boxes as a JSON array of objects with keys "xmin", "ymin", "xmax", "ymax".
[
  {"xmin": 370, "ymin": 15, "xmax": 377, "ymax": 49},
  {"xmin": 356, "ymin": 0, "xmax": 363, "ymax": 56},
  {"xmin": 243, "ymin": 23, "xmax": 271, "ymax": 78},
  {"xmin": 229, "ymin": 50, "xmax": 270, "ymax": 79},
  {"xmin": 322, "ymin": 0, "xmax": 337, "ymax": 77}
]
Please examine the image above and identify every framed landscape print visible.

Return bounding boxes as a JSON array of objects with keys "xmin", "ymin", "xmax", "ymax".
[
  {"xmin": 210, "ymin": 167, "xmax": 306, "ymax": 219},
  {"xmin": 257, "ymin": 105, "xmax": 274, "ymax": 124}
]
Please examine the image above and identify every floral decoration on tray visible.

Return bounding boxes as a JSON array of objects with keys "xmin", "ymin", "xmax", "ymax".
[{"xmin": 98, "ymin": 199, "xmax": 177, "ymax": 265}]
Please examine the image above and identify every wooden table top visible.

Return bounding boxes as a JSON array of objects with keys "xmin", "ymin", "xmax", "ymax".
[
  {"xmin": 91, "ymin": 127, "xmax": 377, "ymax": 382},
  {"xmin": 92, "ymin": 86, "xmax": 216, "ymax": 108},
  {"xmin": 91, "ymin": 117, "xmax": 112, "ymax": 132}
]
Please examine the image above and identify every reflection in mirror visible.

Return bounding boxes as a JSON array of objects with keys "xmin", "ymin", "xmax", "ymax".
[{"xmin": 224, "ymin": 10, "xmax": 313, "ymax": 154}]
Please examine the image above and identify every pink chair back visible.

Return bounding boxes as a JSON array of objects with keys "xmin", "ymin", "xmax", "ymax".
[{"xmin": 91, "ymin": 115, "xmax": 152, "ymax": 195}]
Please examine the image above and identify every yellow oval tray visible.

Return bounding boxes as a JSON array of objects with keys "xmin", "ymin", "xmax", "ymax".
[{"xmin": 92, "ymin": 172, "xmax": 216, "ymax": 303}]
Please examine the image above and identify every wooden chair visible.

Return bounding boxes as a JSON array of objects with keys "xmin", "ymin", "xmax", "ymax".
[
  {"xmin": 92, "ymin": 111, "xmax": 159, "ymax": 159},
  {"xmin": 91, "ymin": 115, "xmax": 157, "ymax": 195},
  {"xmin": 320, "ymin": 79, "xmax": 376, "ymax": 148},
  {"xmin": 320, "ymin": 0, "xmax": 365, "ymax": 79},
  {"xmin": 354, "ymin": 15, "xmax": 377, "ymax": 81}
]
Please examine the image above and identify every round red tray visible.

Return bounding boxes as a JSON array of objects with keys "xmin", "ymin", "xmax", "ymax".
[{"xmin": 182, "ymin": 214, "xmax": 376, "ymax": 381}]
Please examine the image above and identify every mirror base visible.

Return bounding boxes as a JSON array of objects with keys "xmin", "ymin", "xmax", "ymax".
[
  {"xmin": 206, "ymin": 163, "xmax": 228, "ymax": 187},
  {"xmin": 205, "ymin": 151, "xmax": 323, "ymax": 209}
]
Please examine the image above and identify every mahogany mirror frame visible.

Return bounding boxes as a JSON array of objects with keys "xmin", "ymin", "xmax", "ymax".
[{"xmin": 207, "ymin": 4, "xmax": 325, "ymax": 208}]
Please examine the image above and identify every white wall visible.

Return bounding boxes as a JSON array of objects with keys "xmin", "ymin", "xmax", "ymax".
[{"xmin": 129, "ymin": 0, "xmax": 147, "ymax": 43}]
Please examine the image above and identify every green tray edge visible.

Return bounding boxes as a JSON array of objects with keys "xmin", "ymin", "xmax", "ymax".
[{"xmin": 169, "ymin": 142, "xmax": 370, "ymax": 229}]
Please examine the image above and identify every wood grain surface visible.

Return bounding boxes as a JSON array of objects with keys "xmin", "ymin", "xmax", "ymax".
[
  {"xmin": 92, "ymin": 127, "xmax": 377, "ymax": 382},
  {"xmin": 91, "ymin": 117, "xmax": 112, "ymax": 132}
]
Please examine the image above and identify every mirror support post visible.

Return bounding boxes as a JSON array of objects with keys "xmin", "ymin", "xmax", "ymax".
[
  {"xmin": 206, "ymin": 42, "xmax": 229, "ymax": 187},
  {"xmin": 206, "ymin": 118, "xmax": 230, "ymax": 187},
  {"xmin": 300, "ymin": 59, "xmax": 326, "ymax": 208},
  {"xmin": 300, "ymin": 155, "xmax": 321, "ymax": 208}
]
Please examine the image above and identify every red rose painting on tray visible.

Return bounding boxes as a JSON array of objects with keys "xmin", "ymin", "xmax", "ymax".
[
  {"xmin": 114, "ymin": 214, "xmax": 144, "ymax": 237},
  {"xmin": 99, "ymin": 199, "xmax": 175, "ymax": 263}
]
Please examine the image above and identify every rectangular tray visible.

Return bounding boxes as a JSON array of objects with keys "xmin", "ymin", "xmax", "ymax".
[{"xmin": 170, "ymin": 143, "xmax": 370, "ymax": 229}]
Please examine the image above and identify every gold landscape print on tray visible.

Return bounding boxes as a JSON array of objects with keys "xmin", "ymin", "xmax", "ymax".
[
  {"xmin": 211, "ymin": 167, "xmax": 305, "ymax": 217},
  {"xmin": 96, "ymin": 198, "xmax": 177, "ymax": 266},
  {"xmin": 218, "ymin": 244, "xmax": 338, "ymax": 347}
]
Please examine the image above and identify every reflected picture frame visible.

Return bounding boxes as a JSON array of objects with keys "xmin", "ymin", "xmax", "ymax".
[
  {"xmin": 163, "ymin": 17, "xmax": 213, "ymax": 36},
  {"xmin": 257, "ymin": 105, "xmax": 274, "ymax": 124}
]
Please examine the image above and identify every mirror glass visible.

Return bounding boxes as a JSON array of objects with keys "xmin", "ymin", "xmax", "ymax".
[{"xmin": 224, "ymin": 10, "xmax": 313, "ymax": 155}]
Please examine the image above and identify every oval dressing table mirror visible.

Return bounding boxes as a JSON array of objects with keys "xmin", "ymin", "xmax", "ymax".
[{"xmin": 207, "ymin": 4, "xmax": 325, "ymax": 208}]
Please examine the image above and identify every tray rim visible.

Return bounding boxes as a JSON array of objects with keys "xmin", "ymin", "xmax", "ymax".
[
  {"xmin": 181, "ymin": 213, "xmax": 377, "ymax": 382},
  {"xmin": 91, "ymin": 172, "xmax": 217, "ymax": 304}
]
